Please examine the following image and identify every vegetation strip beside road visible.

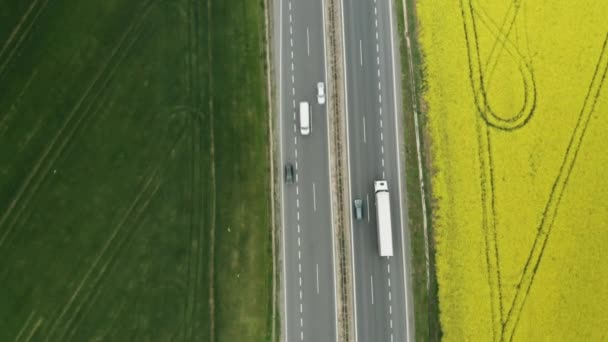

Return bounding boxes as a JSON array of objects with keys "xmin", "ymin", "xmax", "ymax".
[
  {"xmin": 394, "ymin": 0, "xmax": 442, "ymax": 340},
  {"xmin": 0, "ymin": 0, "xmax": 272, "ymax": 340}
]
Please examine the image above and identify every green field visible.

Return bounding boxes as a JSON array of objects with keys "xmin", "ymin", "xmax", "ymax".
[{"xmin": 0, "ymin": 0, "xmax": 272, "ymax": 341}]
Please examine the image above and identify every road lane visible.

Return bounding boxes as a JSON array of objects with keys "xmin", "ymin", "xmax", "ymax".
[
  {"xmin": 275, "ymin": 0, "xmax": 339, "ymax": 340},
  {"xmin": 341, "ymin": 0, "xmax": 415, "ymax": 340}
]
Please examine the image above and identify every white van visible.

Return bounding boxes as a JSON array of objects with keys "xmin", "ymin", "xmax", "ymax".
[{"xmin": 299, "ymin": 101, "xmax": 310, "ymax": 135}]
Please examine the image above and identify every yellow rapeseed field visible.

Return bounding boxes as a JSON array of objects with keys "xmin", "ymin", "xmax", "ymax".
[{"xmin": 417, "ymin": 0, "xmax": 608, "ymax": 340}]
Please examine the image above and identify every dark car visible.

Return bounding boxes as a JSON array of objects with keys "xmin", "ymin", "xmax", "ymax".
[
  {"xmin": 284, "ymin": 163, "xmax": 295, "ymax": 184},
  {"xmin": 354, "ymin": 199, "xmax": 363, "ymax": 220}
]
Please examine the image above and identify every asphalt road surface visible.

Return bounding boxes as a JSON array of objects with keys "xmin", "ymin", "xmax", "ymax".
[
  {"xmin": 341, "ymin": 0, "xmax": 415, "ymax": 340},
  {"xmin": 274, "ymin": 0, "xmax": 339, "ymax": 340}
]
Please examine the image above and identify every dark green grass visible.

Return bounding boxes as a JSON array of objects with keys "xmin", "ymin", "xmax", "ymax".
[
  {"xmin": 0, "ymin": 0, "xmax": 271, "ymax": 341},
  {"xmin": 393, "ymin": 0, "xmax": 442, "ymax": 340}
]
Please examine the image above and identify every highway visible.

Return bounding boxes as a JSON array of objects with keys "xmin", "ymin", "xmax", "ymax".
[
  {"xmin": 273, "ymin": 0, "xmax": 339, "ymax": 340},
  {"xmin": 341, "ymin": 0, "xmax": 415, "ymax": 340}
]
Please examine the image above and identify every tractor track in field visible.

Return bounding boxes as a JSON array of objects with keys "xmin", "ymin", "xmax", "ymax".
[
  {"xmin": 182, "ymin": 0, "xmax": 208, "ymax": 339},
  {"xmin": 0, "ymin": 0, "xmax": 155, "ymax": 254},
  {"xmin": 206, "ymin": 0, "xmax": 218, "ymax": 339},
  {"xmin": 503, "ymin": 31, "xmax": 608, "ymax": 341},
  {"xmin": 0, "ymin": 0, "xmax": 50, "ymax": 81},
  {"xmin": 43, "ymin": 167, "xmax": 162, "ymax": 341}
]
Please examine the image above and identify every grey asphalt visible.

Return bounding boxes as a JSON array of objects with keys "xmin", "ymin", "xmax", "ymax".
[
  {"xmin": 273, "ymin": 0, "xmax": 339, "ymax": 340},
  {"xmin": 341, "ymin": 0, "xmax": 415, "ymax": 340}
]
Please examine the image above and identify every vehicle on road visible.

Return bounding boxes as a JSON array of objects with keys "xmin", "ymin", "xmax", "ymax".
[
  {"xmin": 353, "ymin": 199, "xmax": 363, "ymax": 220},
  {"xmin": 317, "ymin": 82, "xmax": 326, "ymax": 105},
  {"xmin": 374, "ymin": 180, "xmax": 394, "ymax": 257},
  {"xmin": 284, "ymin": 163, "xmax": 295, "ymax": 184},
  {"xmin": 299, "ymin": 101, "xmax": 310, "ymax": 135}
]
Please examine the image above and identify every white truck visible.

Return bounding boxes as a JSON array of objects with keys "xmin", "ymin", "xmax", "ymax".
[
  {"xmin": 374, "ymin": 180, "xmax": 394, "ymax": 257},
  {"xmin": 299, "ymin": 101, "xmax": 310, "ymax": 135}
]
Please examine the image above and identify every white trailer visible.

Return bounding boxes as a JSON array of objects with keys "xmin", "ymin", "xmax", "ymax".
[{"xmin": 374, "ymin": 180, "xmax": 394, "ymax": 257}]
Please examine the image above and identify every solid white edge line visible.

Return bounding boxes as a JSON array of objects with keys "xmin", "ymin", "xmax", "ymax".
[
  {"xmin": 339, "ymin": 0, "xmax": 359, "ymax": 340},
  {"xmin": 319, "ymin": 0, "xmax": 340, "ymax": 340},
  {"xmin": 278, "ymin": 1, "xmax": 289, "ymax": 341},
  {"xmin": 388, "ymin": 0, "xmax": 411, "ymax": 340}
]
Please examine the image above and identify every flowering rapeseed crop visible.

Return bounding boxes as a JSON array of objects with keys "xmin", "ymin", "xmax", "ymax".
[{"xmin": 417, "ymin": 0, "xmax": 608, "ymax": 340}]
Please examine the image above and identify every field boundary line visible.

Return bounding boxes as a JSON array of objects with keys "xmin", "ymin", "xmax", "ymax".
[{"xmin": 502, "ymin": 31, "xmax": 608, "ymax": 340}]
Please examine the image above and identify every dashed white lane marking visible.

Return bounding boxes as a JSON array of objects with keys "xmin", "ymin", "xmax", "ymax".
[
  {"xmin": 290, "ymin": 26, "xmax": 293, "ymax": 35},
  {"xmin": 295, "ymin": 148, "xmax": 298, "ymax": 158},
  {"xmin": 379, "ymin": 94, "xmax": 382, "ymax": 103},
  {"xmin": 381, "ymin": 145, "xmax": 384, "ymax": 154},
  {"xmin": 292, "ymin": 87, "xmax": 295, "ymax": 96},
  {"xmin": 292, "ymin": 75, "xmax": 295, "ymax": 84},
  {"xmin": 295, "ymin": 161, "xmax": 298, "ymax": 169},
  {"xmin": 382, "ymin": 158, "xmax": 385, "ymax": 167},
  {"xmin": 299, "ymin": 264, "xmax": 301, "ymax": 273},
  {"xmin": 389, "ymin": 305, "xmax": 392, "ymax": 315},
  {"xmin": 359, "ymin": 40, "xmax": 363, "ymax": 66},
  {"xmin": 296, "ymin": 198, "xmax": 300, "ymax": 208},
  {"xmin": 370, "ymin": 276, "xmax": 375, "ymax": 305},
  {"xmin": 376, "ymin": 31, "xmax": 378, "ymax": 40},
  {"xmin": 289, "ymin": 14, "xmax": 292, "ymax": 23},
  {"xmin": 388, "ymin": 263, "xmax": 391, "ymax": 273},
  {"xmin": 290, "ymin": 38, "xmax": 293, "ymax": 47},
  {"xmin": 300, "ymin": 317, "xmax": 303, "ymax": 326},
  {"xmin": 363, "ymin": 116, "xmax": 367, "ymax": 143},
  {"xmin": 297, "ymin": 212, "xmax": 300, "ymax": 221},
  {"xmin": 288, "ymin": 1, "xmax": 291, "ymax": 10},
  {"xmin": 294, "ymin": 136, "xmax": 297, "ymax": 145},
  {"xmin": 376, "ymin": 43, "xmax": 379, "ymax": 52},
  {"xmin": 316, "ymin": 263, "xmax": 320, "ymax": 294},
  {"xmin": 291, "ymin": 61, "xmax": 294, "ymax": 70},
  {"xmin": 377, "ymin": 56, "xmax": 380, "ymax": 65},
  {"xmin": 366, "ymin": 193, "xmax": 371, "ymax": 222},
  {"xmin": 380, "ymin": 119, "xmax": 383, "ymax": 128},
  {"xmin": 297, "ymin": 224, "xmax": 300, "ymax": 233},
  {"xmin": 299, "ymin": 277, "xmax": 302, "ymax": 286},
  {"xmin": 296, "ymin": 186, "xmax": 299, "ymax": 195},
  {"xmin": 381, "ymin": 132, "xmax": 384, "ymax": 141},
  {"xmin": 298, "ymin": 250, "xmax": 301, "ymax": 259},
  {"xmin": 313, "ymin": 183, "xmax": 317, "ymax": 211},
  {"xmin": 389, "ymin": 292, "xmax": 392, "ymax": 301},
  {"xmin": 298, "ymin": 236, "xmax": 301, "ymax": 246},
  {"xmin": 300, "ymin": 290, "xmax": 303, "ymax": 300},
  {"xmin": 306, "ymin": 27, "xmax": 310, "ymax": 56},
  {"xmin": 375, "ymin": 19, "xmax": 378, "ymax": 27},
  {"xmin": 388, "ymin": 278, "xmax": 391, "ymax": 287},
  {"xmin": 300, "ymin": 303, "xmax": 303, "ymax": 313},
  {"xmin": 301, "ymin": 331, "xmax": 304, "ymax": 341}
]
